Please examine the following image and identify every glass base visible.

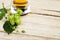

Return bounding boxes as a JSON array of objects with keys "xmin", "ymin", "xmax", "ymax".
[{"xmin": 11, "ymin": 6, "xmax": 30, "ymax": 16}]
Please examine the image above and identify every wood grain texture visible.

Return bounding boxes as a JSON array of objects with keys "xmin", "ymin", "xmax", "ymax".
[
  {"xmin": 0, "ymin": 31, "xmax": 59, "ymax": 40},
  {"xmin": 0, "ymin": 0, "xmax": 60, "ymax": 40},
  {"xmin": 21, "ymin": 14, "xmax": 60, "ymax": 39},
  {"xmin": 0, "ymin": 13, "xmax": 60, "ymax": 40},
  {"xmin": 29, "ymin": 0, "xmax": 60, "ymax": 16}
]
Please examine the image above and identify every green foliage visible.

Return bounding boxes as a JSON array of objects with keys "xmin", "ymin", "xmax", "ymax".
[
  {"xmin": 0, "ymin": 3, "xmax": 7, "ymax": 20},
  {"xmin": 0, "ymin": 3, "xmax": 26, "ymax": 34},
  {"xmin": 17, "ymin": 9, "xmax": 23, "ymax": 15},
  {"xmin": 3, "ymin": 21, "xmax": 16, "ymax": 34},
  {"xmin": 0, "ymin": 11, "xmax": 3, "ymax": 20},
  {"xmin": 5, "ymin": 9, "xmax": 22, "ymax": 34},
  {"xmin": 21, "ymin": 30, "xmax": 26, "ymax": 33},
  {"xmin": 14, "ymin": 13, "xmax": 21, "ymax": 25},
  {"xmin": 8, "ymin": 14, "xmax": 15, "ymax": 25}
]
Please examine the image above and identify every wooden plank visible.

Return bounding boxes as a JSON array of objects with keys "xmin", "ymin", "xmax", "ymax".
[
  {"xmin": 29, "ymin": 0, "xmax": 60, "ymax": 16},
  {"xmin": 30, "ymin": 0, "xmax": 60, "ymax": 11},
  {"xmin": 0, "ymin": 32, "xmax": 46, "ymax": 40},
  {"xmin": 0, "ymin": 31, "xmax": 60, "ymax": 40}
]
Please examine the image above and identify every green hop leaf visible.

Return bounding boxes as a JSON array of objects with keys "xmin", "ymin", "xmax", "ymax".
[
  {"xmin": 14, "ymin": 13, "xmax": 21, "ymax": 25},
  {"xmin": 3, "ymin": 21, "xmax": 15, "ymax": 34},
  {"xmin": 17, "ymin": 9, "xmax": 23, "ymax": 15},
  {"xmin": 8, "ymin": 14, "xmax": 15, "ymax": 25}
]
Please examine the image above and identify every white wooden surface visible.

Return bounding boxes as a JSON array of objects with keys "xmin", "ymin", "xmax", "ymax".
[
  {"xmin": 0, "ymin": 13, "xmax": 60, "ymax": 40},
  {"xmin": 0, "ymin": 0, "xmax": 60, "ymax": 40},
  {"xmin": 30, "ymin": 0, "xmax": 60, "ymax": 16}
]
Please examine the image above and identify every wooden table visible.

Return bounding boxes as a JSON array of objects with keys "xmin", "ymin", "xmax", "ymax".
[
  {"xmin": 0, "ymin": 0, "xmax": 60, "ymax": 40},
  {"xmin": 0, "ymin": 12, "xmax": 60, "ymax": 40}
]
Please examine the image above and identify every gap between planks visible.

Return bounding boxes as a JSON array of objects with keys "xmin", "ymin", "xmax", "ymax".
[{"xmin": 29, "ymin": 12, "xmax": 60, "ymax": 17}]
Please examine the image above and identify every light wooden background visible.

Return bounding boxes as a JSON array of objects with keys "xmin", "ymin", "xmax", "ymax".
[{"xmin": 0, "ymin": 0, "xmax": 60, "ymax": 40}]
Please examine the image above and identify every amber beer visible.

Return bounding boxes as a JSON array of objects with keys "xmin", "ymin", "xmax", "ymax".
[{"xmin": 13, "ymin": 0, "xmax": 28, "ymax": 9}]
